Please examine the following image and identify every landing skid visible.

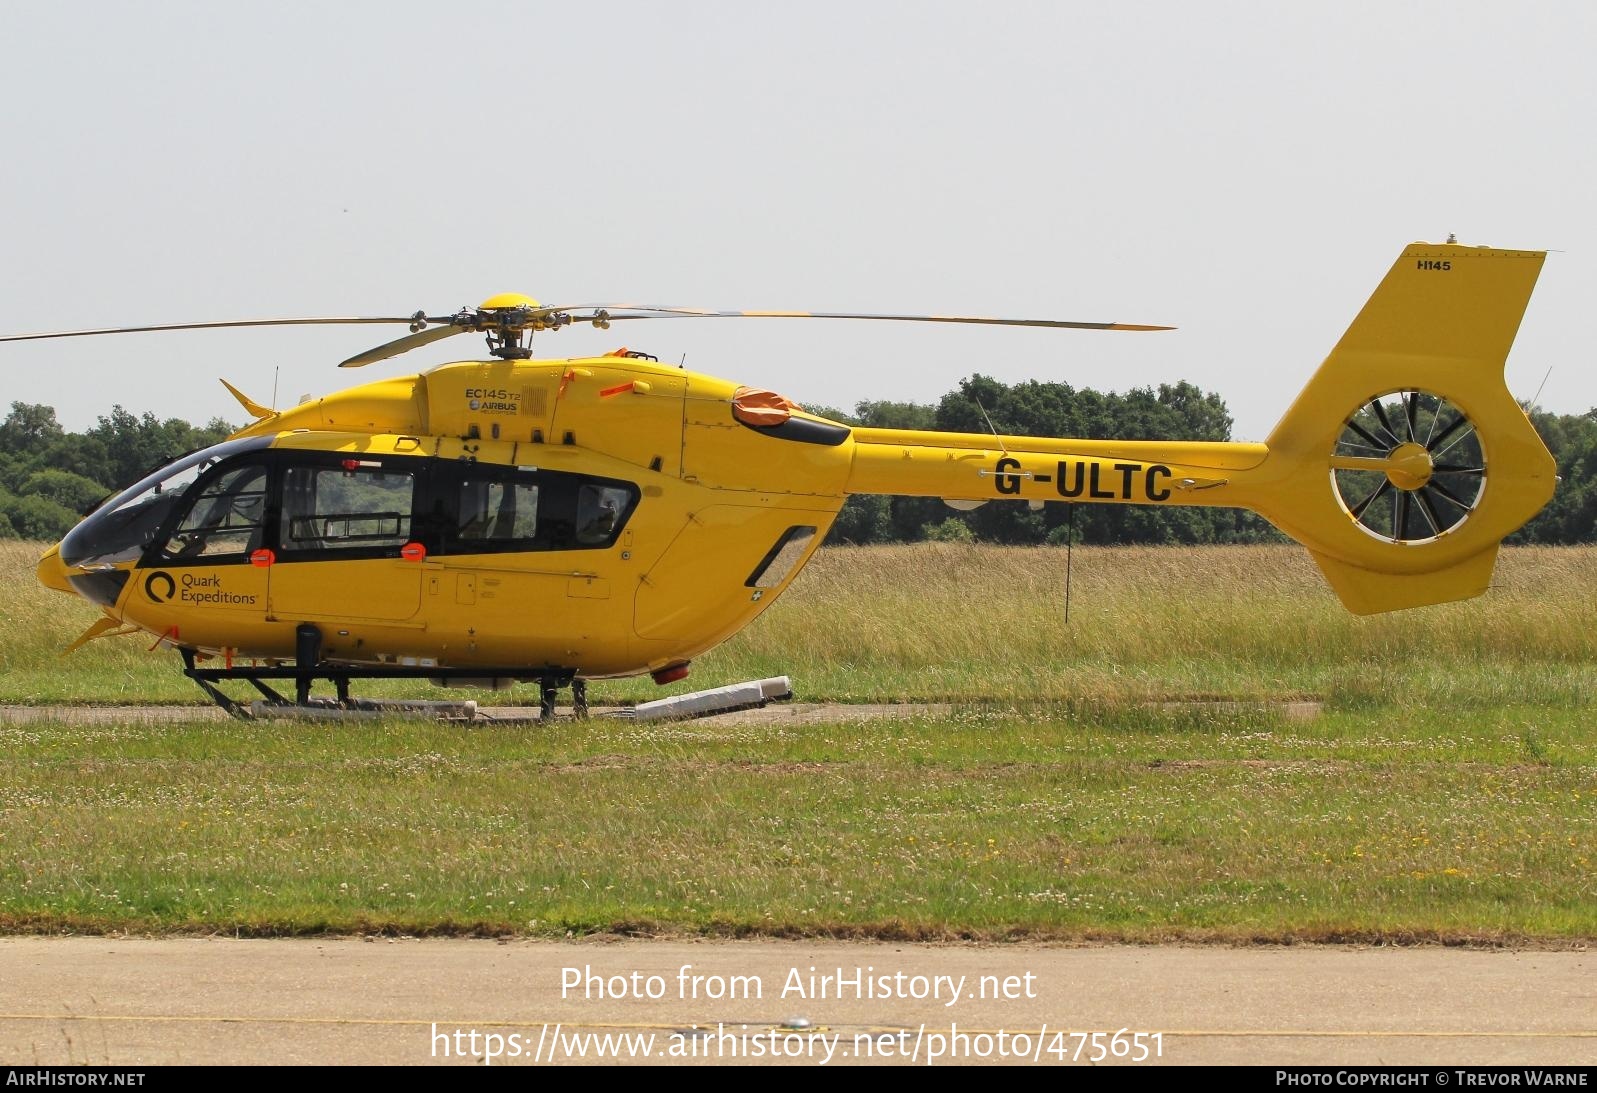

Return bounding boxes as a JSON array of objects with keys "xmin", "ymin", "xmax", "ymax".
[{"xmin": 180, "ymin": 648, "xmax": 584, "ymax": 722}]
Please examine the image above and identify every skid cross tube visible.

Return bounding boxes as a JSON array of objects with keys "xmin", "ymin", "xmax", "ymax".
[{"xmin": 179, "ymin": 648, "xmax": 579, "ymax": 720}]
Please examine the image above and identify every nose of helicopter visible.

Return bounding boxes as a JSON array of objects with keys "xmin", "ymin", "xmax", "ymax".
[{"xmin": 35, "ymin": 543, "xmax": 75, "ymax": 595}]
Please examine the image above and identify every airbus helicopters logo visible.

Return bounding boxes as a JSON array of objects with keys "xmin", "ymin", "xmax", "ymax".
[{"xmin": 465, "ymin": 387, "xmax": 520, "ymax": 414}]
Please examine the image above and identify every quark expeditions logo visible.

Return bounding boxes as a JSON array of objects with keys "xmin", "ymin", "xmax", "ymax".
[
  {"xmin": 465, "ymin": 387, "xmax": 520, "ymax": 414},
  {"xmin": 144, "ymin": 571, "xmax": 258, "ymax": 607}
]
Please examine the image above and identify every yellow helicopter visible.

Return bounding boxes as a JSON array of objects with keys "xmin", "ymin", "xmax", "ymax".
[{"xmin": 9, "ymin": 241, "xmax": 1556, "ymax": 718}]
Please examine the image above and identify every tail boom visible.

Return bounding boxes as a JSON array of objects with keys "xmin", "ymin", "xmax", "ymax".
[
  {"xmin": 845, "ymin": 432, "xmax": 1267, "ymax": 505},
  {"xmin": 839, "ymin": 242, "xmax": 1555, "ymax": 614}
]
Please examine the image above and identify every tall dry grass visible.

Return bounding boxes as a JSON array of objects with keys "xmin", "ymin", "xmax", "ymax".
[
  {"xmin": 714, "ymin": 542, "xmax": 1597, "ymax": 706},
  {"xmin": 3, "ymin": 539, "xmax": 1594, "ymax": 706}
]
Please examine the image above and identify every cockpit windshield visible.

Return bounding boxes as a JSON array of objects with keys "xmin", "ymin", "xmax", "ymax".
[{"xmin": 58, "ymin": 436, "xmax": 271, "ymax": 569}]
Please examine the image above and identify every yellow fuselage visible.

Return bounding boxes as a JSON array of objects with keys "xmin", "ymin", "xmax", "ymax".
[{"xmin": 36, "ymin": 243, "xmax": 1561, "ymax": 681}]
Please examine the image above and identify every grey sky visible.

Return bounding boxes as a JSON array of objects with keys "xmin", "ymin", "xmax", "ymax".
[{"xmin": 2, "ymin": 1, "xmax": 1591, "ymax": 441}]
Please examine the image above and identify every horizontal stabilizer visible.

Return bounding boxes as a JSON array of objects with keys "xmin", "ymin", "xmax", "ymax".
[{"xmin": 1310, "ymin": 547, "xmax": 1499, "ymax": 615}]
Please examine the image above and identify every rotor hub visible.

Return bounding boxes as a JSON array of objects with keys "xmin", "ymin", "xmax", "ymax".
[
  {"xmin": 478, "ymin": 293, "xmax": 540, "ymax": 311},
  {"xmin": 449, "ymin": 296, "xmax": 566, "ymax": 359},
  {"xmin": 1384, "ymin": 442, "xmax": 1434, "ymax": 492}
]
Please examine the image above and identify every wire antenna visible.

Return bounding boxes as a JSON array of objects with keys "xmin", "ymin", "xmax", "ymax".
[
  {"xmin": 1529, "ymin": 366, "xmax": 1553, "ymax": 412},
  {"xmin": 973, "ymin": 398, "xmax": 1009, "ymax": 455},
  {"xmin": 1064, "ymin": 503, "xmax": 1075, "ymax": 624}
]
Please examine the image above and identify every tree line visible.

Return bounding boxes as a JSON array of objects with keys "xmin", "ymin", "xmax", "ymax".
[
  {"xmin": 2, "ymin": 381, "xmax": 1595, "ymax": 544},
  {"xmin": 816, "ymin": 375, "xmax": 1597, "ymax": 546},
  {"xmin": 0, "ymin": 405, "xmax": 233, "ymax": 539},
  {"xmin": 812, "ymin": 377, "xmax": 1277, "ymax": 546}
]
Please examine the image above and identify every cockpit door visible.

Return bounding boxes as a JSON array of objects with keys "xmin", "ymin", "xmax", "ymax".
[{"xmin": 266, "ymin": 458, "xmax": 423, "ymax": 623}]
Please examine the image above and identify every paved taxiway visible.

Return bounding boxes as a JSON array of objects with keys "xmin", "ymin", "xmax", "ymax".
[{"xmin": 0, "ymin": 939, "xmax": 1590, "ymax": 1066}]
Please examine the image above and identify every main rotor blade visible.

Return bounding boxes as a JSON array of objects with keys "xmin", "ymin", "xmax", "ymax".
[
  {"xmin": 559, "ymin": 306, "xmax": 1174, "ymax": 331},
  {"xmin": 340, "ymin": 324, "xmax": 470, "ymax": 368},
  {"xmin": 0, "ymin": 316, "xmax": 430, "ymax": 344}
]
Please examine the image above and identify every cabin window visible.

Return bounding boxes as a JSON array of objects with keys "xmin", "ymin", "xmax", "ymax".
[
  {"xmin": 745, "ymin": 525, "xmax": 817, "ymax": 588},
  {"xmin": 575, "ymin": 484, "xmax": 630, "ymax": 546},
  {"xmin": 158, "ymin": 462, "xmax": 270, "ymax": 562},
  {"xmin": 281, "ymin": 463, "xmax": 415, "ymax": 553},
  {"xmin": 436, "ymin": 466, "xmax": 637, "ymax": 555},
  {"xmin": 455, "ymin": 473, "xmax": 540, "ymax": 546}
]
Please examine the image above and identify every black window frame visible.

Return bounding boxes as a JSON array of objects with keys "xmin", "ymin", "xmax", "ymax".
[
  {"xmin": 149, "ymin": 458, "xmax": 273, "ymax": 566},
  {"xmin": 126, "ymin": 448, "xmax": 640, "ymax": 568},
  {"xmin": 63, "ymin": 436, "xmax": 273, "ymax": 570},
  {"xmin": 272, "ymin": 452, "xmax": 434, "ymax": 564},
  {"xmin": 435, "ymin": 463, "xmax": 639, "ymax": 557}
]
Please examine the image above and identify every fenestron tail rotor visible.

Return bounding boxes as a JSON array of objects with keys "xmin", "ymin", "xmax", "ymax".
[
  {"xmin": 1, "ymin": 296, "xmax": 1175, "ymax": 369},
  {"xmin": 1330, "ymin": 389, "xmax": 1486, "ymax": 545}
]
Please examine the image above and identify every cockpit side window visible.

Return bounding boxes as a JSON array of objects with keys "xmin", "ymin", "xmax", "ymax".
[
  {"xmin": 58, "ymin": 436, "xmax": 273, "ymax": 569},
  {"xmin": 157, "ymin": 463, "xmax": 270, "ymax": 563}
]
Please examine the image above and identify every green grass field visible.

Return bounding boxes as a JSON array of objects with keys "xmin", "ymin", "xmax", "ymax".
[{"xmin": 0, "ymin": 540, "xmax": 1592, "ymax": 941}]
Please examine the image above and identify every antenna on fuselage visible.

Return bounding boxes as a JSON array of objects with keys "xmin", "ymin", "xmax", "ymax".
[
  {"xmin": 973, "ymin": 398, "xmax": 1009, "ymax": 456},
  {"xmin": 1064, "ymin": 502, "xmax": 1075, "ymax": 625}
]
